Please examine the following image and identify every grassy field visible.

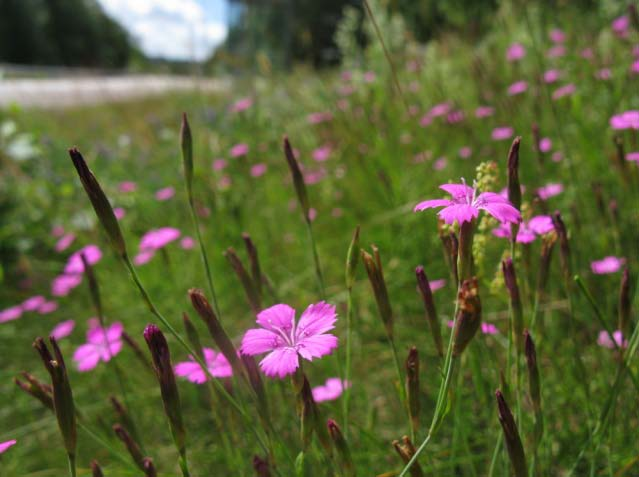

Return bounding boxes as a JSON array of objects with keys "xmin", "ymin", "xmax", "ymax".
[{"xmin": 1, "ymin": 4, "xmax": 639, "ymax": 476}]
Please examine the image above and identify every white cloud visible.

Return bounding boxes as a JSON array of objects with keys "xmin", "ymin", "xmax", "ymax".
[{"xmin": 98, "ymin": 0, "xmax": 228, "ymax": 61}]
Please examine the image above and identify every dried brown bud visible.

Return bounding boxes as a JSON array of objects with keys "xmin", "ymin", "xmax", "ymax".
[{"xmin": 453, "ymin": 278, "xmax": 481, "ymax": 356}]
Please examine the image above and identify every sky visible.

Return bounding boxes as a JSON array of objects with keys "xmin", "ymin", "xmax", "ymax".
[{"xmin": 97, "ymin": 0, "xmax": 229, "ymax": 61}]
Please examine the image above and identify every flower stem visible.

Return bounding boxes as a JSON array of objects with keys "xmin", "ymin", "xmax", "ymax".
[
  {"xmin": 343, "ymin": 288, "xmax": 354, "ymax": 438},
  {"xmin": 305, "ymin": 219, "xmax": 326, "ymax": 300},
  {"xmin": 67, "ymin": 453, "xmax": 76, "ymax": 477},
  {"xmin": 179, "ymin": 451, "xmax": 191, "ymax": 477},
  {"xmin": 189, "ymin": 201, "xmax": 221, "ymax": 317}
]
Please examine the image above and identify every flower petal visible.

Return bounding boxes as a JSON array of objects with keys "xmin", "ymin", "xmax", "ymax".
[
  {"xmin": 175, "ymin": 361, "xmax": 207, "ymax": 383},
  {"xmin": 439, "ymin": 183, "xmax": 473, "ymax": 199},
  {"xmin": 240, "ymin": 328, "xmax": 282, "ymax": 355},
  {"xmin": 295, "ymin": 301, "xmax": 337, "ymax": 340},
  {"xmin": 479, "ymin": 202, "xmax": 521, "ymax": 224},
  {"xmin": 413, "ymin": 199, "xmax": 452, "ymax": 212},
  {"xmin": 437, "ymin": 204, "xmax": 479, "ymax": 224},
  {"xmin": 259, "ymin": 347, "xmax": 299, "ymax": 378},
  {"xmin": 297, "ymin": 334, "xmax": 339, "ymax": 361},
  {"xmin": 256, "ymin": 304, "xmax": 296, "ymax": 333},
  {"xmin": 73, "ymin": 344, "xmax": 101, "ymax": 372}
]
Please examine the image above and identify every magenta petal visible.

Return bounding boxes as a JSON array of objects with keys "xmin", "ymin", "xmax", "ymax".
[
  {"xmin": 175, "ymin": 361, "xmax": 207, "ymax": 383},
  {"xmin": 439, "ymin": 183, "xmax": 473, "ymax": 199},
  {"xmin": 74, "ymin": 345, "xmax": 101, "ymax": 371},
  {"xmin": 413, "ymin": 199, "xmax": 451, "ymax": 212},
  {"xmin": 528, "ymin": 215, "xmax": 554, "ymax": 234},
  {"xmin": 297, "ymin": 334, "xmax": 338, "ymax": 360},
  {"xmin": 99, "ymin": 340, "xmax": 123, "ymax": 361},
  {"xmin": 296, "ymin": 301, "xmax": 337, "ymax": 338},
  {"xmin": 208, "ymin": 351, "xmax": 233, "ymax": 378},
  {"xmin": 51, "ymin": 320, "xmax": 75, "ymax": 340},
  {"xmin": 0, "ymin": 440, "xmax": 17, "ymax": 454},
  {"xmin": 259, "ymin": 348, "xmax": 299, "ymax": 378},
  {"xmin": 480, "ymin": 202, "xmax": 521, "ymax": 224},
  {"xmin": 241, "ymin": 328, "xmax": 282, "ymax": 355},
  {"xmin": 255, "ymin": 304, "xmax": 296, "ymax": 333},
  {"xmin": 437, "ymin": 204, "xmax": 478, "ymax": 224}
]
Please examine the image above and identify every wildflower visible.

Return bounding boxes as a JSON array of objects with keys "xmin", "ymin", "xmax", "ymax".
[
  {"xmin": 73, "ymin": 321, "xmax": 124, "ymax": 371},
  {"xmin": 307, "ymin": 112, "xmax": 333, "ymax": 124},
  {"xmin": 546, "ymin": 45, "xmax": 566, "ymax": 58},
  {"xmin": 552, "ymin": 83, "xmax": 576, "ymax": 100},
  {"xmin": 506, "ymin": 43, "xmax": 526, "ymax": 61},
  {"xmin": 475, "ymin": 106, "xmax": 494, "ymax": 118},
  {"xmin": 230, "ymin": 143, "xmax": 249, "ymax": 158},
  {"xmin": 312, "ymin": 145, "xmax": 332, "ymax": 162},
  {"xmin": 492, "ymin": 126, "xmax": 514, "ymax": 141},
  {"xmin": 453, "ymin": 278, "xmax": 482, "ymax": 356},
  {"xmin": 433, "ymin": 157, "xmax": 447, "ymax": 170},
  {"xmin": 180, "ymin": 236, "xmax": 195, "ymax": 249},
  {"xmin": 459, "ymin": 146, "xmax": 472, "ymax": 159},
  {"xmin": 549, "ymin": 28, "xmax": 566, "ymax": 43},
  {"xmin": 51, "ymin": 225, "xmax": 65, "ymax": 237},
  {"xmin": 628, "ymin": 152, "xmax": 639, "ymax": 162},
  {"xmin": 612, "ymin": 15, "xmax": 629, "ymax": 36},
  {"xmin": 312, "ymin": 378, "xmax": 351, "ymax": 402},
  {"xmin": 596, "ymin": 68, "xmax": 612, "ymax": 80},
  {"xmin": 250, "ymin": 163, "xmax": 267, "ymax": 177},
  {"xmin": 492, "ymin": 221, "xmax": 536, "ymax": 243},
  {"xmin": 539, "ymin": 138, "xmax": 552, "ymax": 152},
  {"xmin": 536, "ymin": 183, "xmax": 563, "ymax": 200},
  {"xmin": 610, "ymin": 111, "xmax": 639, "ymax": 130},
  {"xmin": 55, "ymin": 233, "xmax": 76, "ymax": 252},
  {"xmin": 0, "ymin": 440, "xmax": 17, "ymax": 453},
  {"xmin": 597, "ymin": 330, "xmax": 627, "ymax": 349},
  {"xmin": 134, "ymin": 227, "xmax": 181, "ymax": 265},
  {"xmin": 0, "ymin": 305, "xmax": 22, "ymax": 323},
  {"xmin": 507, "ymin": 81, "xmax": 528, "ymax": 96},
  {"xmin": 240, "ymin": 302, "xmax": 338, "ymax": 378},
  {"xmin": 428, "ymin": 102, "xmax": 451, "ymax": 117},
  {"xmin": 174, "ymin": 348, "xmax": 232, "ymax": 384},
  {"xmin": 118, "ymin": 181, "xmax": 137, "ymax": 193},
  {"xmin": 363, "ymin": 71, "xmax": 376, "ymax": 82},
  {"xmin": 543, "ymin": 69, "xmax": 561, "ymax": 84},
  {"xmin": 113, "ymin": 208, "xmax": 125, "ymax": 220},
  {"xmin": 155, "ymin": 186, "xmax": 175, "ymax": 201},
  {"xmin": 591, "ymin": 256, "xmax": 625, "ymax": 274},
  {"xmin": 527, "ymin": 215, "xmax": 554, "ymax": 234},
  {"xmin": 51, "ymin": 320, "xmax": 75, "ymax": 340},
  {"xmin": 212, "ymin": 158, "xmax": 227, "ymax": 171},
  {"xmin": 64, "ymin": 245, "xmax": 102, "ymax": 274},
  {"xmin": 21, "ymin": 295, "xmax": 46, "ymax": 312},
  {"xmin": 414, "ymin": 181, "xmax": 521, "ymax": 225},
  {"xmin": 230, "ymin": 97, "xmax": 253, "ymax": 113},
  {"xmin": 51, "ymin": 274, "xmax": 83, "ymax": 297}
]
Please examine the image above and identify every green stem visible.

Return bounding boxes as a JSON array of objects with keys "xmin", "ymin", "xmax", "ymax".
[
  {"xmin": 179, "ymin": 451, "xmax": 191, "ymax": 477},
  {"xmin": 67, "ymin": 453, "xmax": 76, "ymax": 477},
  {"xmin": 305, "ymin": 220, "xmax": 326, "ymax": 300},
  {"xmin": 388, "ymin": 336, "xmax": 412, "ymax": 441},
  {"xmin": 343, "ymin": 288, "xmax": 354, "ymax": 438}
]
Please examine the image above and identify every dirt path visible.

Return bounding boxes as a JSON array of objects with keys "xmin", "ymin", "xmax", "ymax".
[{"xmin": 0, "ymin": 75, "xmax": 229, "ymax": 109}]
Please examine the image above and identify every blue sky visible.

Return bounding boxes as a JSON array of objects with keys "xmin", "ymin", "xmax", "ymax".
[{"xmin": 97, "ymin": 0, "xmax": 229, "ymax": 61}]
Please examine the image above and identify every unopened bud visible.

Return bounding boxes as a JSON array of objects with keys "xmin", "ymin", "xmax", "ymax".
[
  {"xmin": 619, "ymin": 268, "xmax": 631, "ymax": 334},
  {"xmin": 224, "ymin": 247, "xmax": 261, "ymax": 314},
  {"xmin": 453, "ymin": 278, "xmax": 481, "ymax": 356},
  {"xmin": 551, "ymin": 211, "xmax": 571, "ymax": 285},
  {"xmin": 502, "ymin": 258, "xmax": 523, "ymax": 354},
  {"xmin": 524, "ymin": 331, "xmax": 541, "ymax": 412},
  {"xmin": 361, "ymin": 246, "xmax": 393, "ymax": 338},
  {"xmin": 496, "ymin": 390, "xmax": 527, "ymax": 477},
  {"xmin": 114, "ymin": 423, "xmax": 145, "ymax": 470},
  {"xmin": 415, "ymin": 266, "xmax": 443, "ymax": 357},
  {"xmin": 242, "ymin": 233, "xmax": 262, "ymax": 296},
  {"xmin": 507, "ymin": 136, "xmax": 522, "ymax": 211},
  {"xmin": 283, "ymin": 136, "xmax": 310, "ymax": 222},
  {"xmin": 91, "ymin": 460, "xmax": 104, "ymax": 477},
  {"xmin": 15, "ymin": 372, "xmax": 53, "ymax": 410},
  {"xmin": 392, "ymin": 436, "xmax": 423, "ymax": 477},
  {"xmin": 180, "ymin": 113, "xmax": 193, "ymax": 198},
  {"xmin": 143, "ymin": 457, "xmax": 157, "ymax": 477},
  {"xmin": 405, "ymin": 347, "xmax": 420, "ymax": 433},
  {"xmin": 345, "ymin": 226, "xmax": 361, "ymax": 290},
  {"xmin": 327, "ymin": 419, "xmax": 355, "ymax": 476},
  {"xmin": 536, "ymin": 233, "xmax": 556, "ymax": 300}
]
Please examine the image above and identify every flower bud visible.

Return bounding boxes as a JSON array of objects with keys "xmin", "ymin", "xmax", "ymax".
[
  {"xmin": 283, "ymin": 136, "xmax": 310, "ymax": 222},
  {"xmin": 110, "ymin": 396, "xmax": 141, "ymax": 448},
  {"xmin": 14, "ymin": 372, "xmax": 53, "ymax": 411},
  {"xmin": 224, "ymin": 247, "xmax": 262, "ymax": 314},
  {"xmin": 91, "ymin": 460, "xmax": 104, "ymax": 477},
  {"xmin": 345, "ymin": 226, "xmax": 360, "ymax": 290},
  {"xmin": 242, "ymin": 232, "xmax": 262, "ymax": 296},
  {"xmin": 253, "ymin": 455, "xmax": 271, "ymax": 477},
  {"xmin": 114, "ymin": 423, "xmax": 145, "ymax": 470},
  {"xmin": 507, "ymin": 136, "xmax": 522, "ymax": 211},
  {"xmin": 361, "ymin": 246, "xmax": 393, "ymax": 338},
  {"xmin": 453, "ymin": 278, "xmax": 481, "ymax": 356},
  {"xmin": 181, "ymin": 312, "xmax": 204, "ymax": 361},
  {"xmin": 502, "ymin": 258, "xmax": 524, "ymax": 354},
  {"xmin": 405, "ymin": 347, "xmax": 420, "ymax": 433},
  {"xmin": 69, "ymin": 148, "xmax": 126, "ymax": 257},
  {"xmin": 495, "ymin": 390, "xmax": 527, "ymax": 477},
  {"xmin": 143, "ymin": 457, "xmax": 157, "ymax": 477},
  {"xmin": 415, "ymin": 266, "xmax": 443, "ymax": 357},
  {"xmin": 551, "ymin": 211, "xmax": 571, "ymax": 285},
  {"xmin": 392, "ymin": 436, "xmax": 423, "ymax": 477},
  {"xmin": 531, "ymin": 123, "xmax": 543, "ymax": 166},
  {"xmin": 327, "ymin": 419, "xmax": 355, "ymax": 476},
  {"xmin": 143, "ymin": 324, "xmax": 186, "ymax": 454},
  {"xmin": 524, "ymin": 330, "xmax": 540, "ymax": 412},
  {"xmin": 619, "ymin": 268, "xmax": 631, "ymax": 335},
  {"xmin": 81, "ymin": 252, "xmax": 103, "ymax": 318},
  {"xmin": 536, "ymin": 233, "xmax": 556, "ymax": 301},
  {"xmin": 188, "ymin": 288, "xmax": 244, "ymax": 378},
  {"xmin": 180, "ymin": 112, "xmax": 193, "ymax": 198}
]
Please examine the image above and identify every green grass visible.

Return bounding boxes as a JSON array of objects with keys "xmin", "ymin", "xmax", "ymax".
[{"xmin": 1, "ymin": 5, "xmax": 639, "ymax": 476}]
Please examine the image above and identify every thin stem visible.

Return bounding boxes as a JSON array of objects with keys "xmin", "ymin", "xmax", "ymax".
[
  {"xmin": 179, "ymin": 451, "xmax": 191, "ymax": 477},
  {"xmin": 343, "ymin": 288, "xmax": 354, "ymax": 438},
  {"xmin": 189, "ymin": 200, "xmax": 221, "ymax": 317},
  {"xmin": 305, "ymin": 220, "xmax": 326, "ymax": 299},
  {"xmin": 388, "ymin": 336, "xmax": 412, "ymax": 440},
  {"xmin": 67, "ymin": 453, "xmax": 76, "ymax": 477}
]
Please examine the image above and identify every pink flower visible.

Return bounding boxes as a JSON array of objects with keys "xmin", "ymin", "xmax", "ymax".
[
  {"xmin": 37, "ymin": 301, "xmax": 58, "ymax": 314},
  {"xmin": 580, "ymin": 48, "xmax": 594, "ymax": 59},
  {"xmin": 539, "ymin": 137, "xmax": 552, "ymax": 153},
  {"xmin": 492, "ymin": 127, "xmax": 514, "ymax": 141},
  {"xmin": 218, "ymin": 175, "xmax": 232, "ymax": 189},
  {"xmin": 304, "ymin": 169, "xmax": 326, "ymax": 185},
  {"xmin": 459, "ymin": 147, "xmax": 472, "ymax": 159},
  {"xmin": 596, "ymin": 68, "xmax": 612, "ymax": 80},
  {"xmin": 527, "ymin": 215, "xmax": 554, "ymax": 234},
  {"xmin": 543, "ymin": 69, "xmax": 562, "ymax": 84},
  {"xmin": 551, "ymin": 151, "xmax": 563, "ymax": 162},
  {"xmin": 51, "ymin": 225, "xmax": 65, "ymax": 238},
  {"xmin": 308, "ymin": 208, "xmax": 318, "ymax": 222},
  {"xmin": 475, "ymin": 106, "xmax": 494, "ymax": 118},
  {"xmin": 492, "ymin": 221, "xmax": 536, "ymax": 243},
  {"xmin": 118, "ymin": 181, "xmax": 137, "ymax": 193},
  {"xmin": 591, "ymin": 256, "xmax": 625, "ymax": 274},
  {"xmin": 180, "ymin": 236, "xmax": 195, "ymax": 250},
  {"xmin": 230, "ymin": 143, "xmax": 249, "ymax": 158},
  {"xmin": 312, "ymin": 377, "xmax": 351, "ymax": 402},
  {"xmin": 55, "ymin": 233, "xmax": 76, "ymax": 252},
  {"xmin": 155, "ymin": 186, "xmax": 175, "ymax": 201},
  {"xmin": 429, "ymin": 279, "xmax": 446, "ymax": 291},
  {"xmin": 240, "ymin": 302, "xmax": 338, "ymax": 378},
  {"xmin": 506, "ymin": 43, "xmax": 526, "ymax": 61},
  {"xmin": 139, "ymin": 227, "xmax": 181, "ymax": 251},
  {"xmin": 0, "ymin": 440, "xmax": 16, "ymax": 454},
  {"xmin": 536, "ymin": 183, "xmax": 563, "ymax": 200},
  {"xmin": 507, "ymin": 80, "xmax": 528, "ymax": 96},
  {"xmin": 612, "ymin": 15, "xmax": 629, "ymax": 36},
  {"xmin": 481, "ymin": 323, "xmax": 499, "ymax": 335},
  {"xmin": 419, "ymin": 115, "xmax": 433, "ymax": 127},
  {"xmin": 610, "ymin": 111, "xmax": 639, "ymax": 130},
  {"xmin": 428, "ymin": 103, "xmax": 451, "ymax": 118},
  {"xmin": 64, "ymin": 245, "xmax": 102, "ymax": 275},
  {"xmin": 597, "ymin": 330, "xmax": 627, "ymax": 349},
  {"xmin": 51, "ymin": 274, "xmax": 83, "ymax": 297},
  {"xmin": 549, "ymin": 28, "xmax": 566, "ymax": 43},
  {"xmin": 73, "ymin": 321, "xmax": 124, "ymax": 371},
  {"xmin": 414, "ymin": 182, "xmax": 521, "ymax": 225},
  {"xmin": 312, "ymin": 146, "xmax": 332, "ymax": 162},
  {"xmin": 546, "ymin": 45, "xmax": 566, "ymax": 58},
  {"xmin": 552, "ymin": 83, "xmax": 576, "ymax": 100},
  {"xmin": 0, "ymin": 305, "xmax": 22, "ymax": 323},
  {"xmin": 363, "ymin": 71, "xmax": 376, "ymax": 83},
  {"xmin": 113, "ymin": 208, "xmax": 125, "ymax": 220},
  {"xmin": 447, "ymin": 110, "xmax": 464, "ymax": 123},
  {"xmin": 21, "ymin": 295, "xmax": 46, "ymax": 312},
  {"xmin": 307, "ymin": 112, "xmax": 333, "ymax": 124},
  {"xmin": 134, "ymin": 250, "xmax": 155, "ymax": 266},
  {"xmin": 212, "ymin": 159, "xmax": 227, "ymax": 172},
  {"xmin": 229, "ymin": 97, "xmax": 253, "ymax": 113},
  {"xmin": 175, "ymin": 348, "xmax": 233, "ymax": 383},
  {"xmin": 51, "ymin": 320, "xmax": 75, "ymax": 340},
  {"xmin": 250, "ymin": 163, "xmax": 267, "ymax": 177},
  {"xmin": 626, "ymin": 152, "xmax": 639, "ymax": 162},
  {"xmin": 433, "ymin": 157, "xmax": 447, "ymax": 170},
  {"xmin": 632, "ymin": 60, "xmax": 639, "ymax": 74}
]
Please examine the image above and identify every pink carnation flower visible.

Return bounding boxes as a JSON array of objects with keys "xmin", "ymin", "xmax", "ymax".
[
  {"xmin": 113, "ymin": 208, "xmax": 125, "ymax": 220},
  {"xmin": 475, "ymin": 106, "xmax": 494, "ymax": 118},
  {"xmin": 21, "ymin": 295, "xmax": 46, "ymax": 312},
  {"xmin": 539, "ymin": 137, "xmax": 552, "ymax": 153},
  {"xmin": 626, "ymin": 152, "xmax": 639, "ymax": 162},
  {"xmin": 527, "ymin": 215, "xmax": 554, "ymax": 234},
  {"xmin": 229, "ymin": 97, "xmax": 253, "ymax": 113},
  {"xmin": 610, "ymin": 111, "xmax": 639, "ymax": 130},
  {"xmin": 0, "ymin": 440, "xmax": 16, "ymax": 454},
  {"xmin": 37, "ymin": 301, "xmax": 58, "ymax": 314},
  {"xmin": 414, "ymin": 182, "xmax": 521, "ymax": 225},
  {"xmin": 612, "ymin": 15, "xmax": 629, "ymax": 36},
  {"xmin": 180, "ymin": 236, "xmax": 195, "ymax": 250},
  {"xmin": 536, "ymin": 183, "xmax": 564, "ymax": 200},
  {"xmin": 312, "ymin": 377, "xmax": 351, "ymax": 402},
  {"xmin": 597, "ymin": 330, "xmax": 627, "ymax": 349},
  {"xmin": 433, "ymin": 157, "xmax": 447, "ymax": 170},
  {"xmin": 240, "ymin": 302, "xmax": 338, "ymax": 378},
  {"xmin": 492, "ymin": 222, "xmax": 536, "ymax": 243},
  {"xmin": 118, "ymin": 181, "xmax": 137, "ymax": 193},
  {"xmin": 212, "ymin": 158, "xmax": 227, "ymax": 171},
  {"xmin": 55, "ymin": 233, "xmax": 76, "ymax": 252},
  {"xmin": 139, "ymin": 227, "xmax": 181, "ymax": 251},
  {"xmin": 543, "ymin": 69, "xmax": 562, "ymax": 84},
  {"xmin": 312, "ymin": 146, "xmax": 332, "ymax": 162},
  {"xmin": 230, "ymin": 143, "xmax": 249, "ymax": 158},
  {"xmin": 459, "ymin": 147, "xmax": 472, "ymax": 159},
  {"xmin": 51, "ymin": 320, "xmax": 75, "ymax": 340},
  {"xmin": 134, "ymin": 250, "xmax": 155, "ymax": 266},
  {"xmin": 506, "ymin": 43, "xmax": 526, "ymax": 61},
  {"xmin": 155, "ymin": 186, "xmax": 175, "ymax": 201},
  {"xmin": 73, "ymin": 321, "xmax": 124, "ymax": 371},
  {"xmin": 632, "ymin": 60, "xmax": 639, "ymax": 74},
  {"xmin": 546, "ymin": 45, "xmax": 566, "ymax": 58},
  {"xmin": 507, "ymin": 80, "xmax": 528, "ymax": 96},
  {"xmin": 0, "ymin": 305, "xmax": 22, "ymax": 323},
  {"xmin": 549, "ymin": 28, "xmax": 566, "ymax": 43},
  {"xmin": 552, "ymin": 83, "xmax": 576, "ymax": 100},
  {"xmin": 428, "ymin": 103, "xmax": 451, "ymax": 118},
  {"xmin": 492, "ymin": 127, "xmax": 514, "ymax": 141},
  {"xmin": 64, "ymin": 245, "xmax": 102, "ymax": 275},
  {"xmin": 590, "ymin": 256, "xmax": 625, "ymax": 274},
  {"xmin": 363, "ymin": 71, "xmax": 376, "ymax": 83},
  {"xmin": 51, "ymin": 273, "xmax": 83, "ymax": 297},
  {"xmin": 250, "ymin": 163, "xmax": 267, "ymax": 177},
  {"xmin": 175, "ymin": 348, "xmax": 233, "ymax": 383}
]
